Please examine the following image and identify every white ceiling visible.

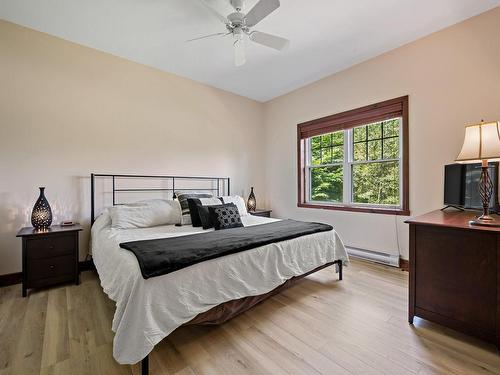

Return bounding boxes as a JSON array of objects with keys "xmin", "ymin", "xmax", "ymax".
[{"xmin": 1, "ymin": 0, "xmax": 499, "ymax": 102}]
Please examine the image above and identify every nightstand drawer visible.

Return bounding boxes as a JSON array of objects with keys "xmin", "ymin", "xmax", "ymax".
[
  {"xmin": 27, "ymin": 254, "xmax": 76, "ymax": 281},
  {"xmin": 26, "ymin": 235, "xmax": 75, "ymax": 259},
  {"xmin": 249, "ymin": 209, "xmax": 272, "ymax": 218}
]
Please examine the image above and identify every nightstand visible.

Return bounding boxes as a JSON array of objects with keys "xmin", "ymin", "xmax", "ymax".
[
  {"xmin": 249, "ymin": 209, "xmax": 272, "ymax": 218},
  {"xmin": 16, "ymin": 224, "xmax": 82, "ymax": 297}
]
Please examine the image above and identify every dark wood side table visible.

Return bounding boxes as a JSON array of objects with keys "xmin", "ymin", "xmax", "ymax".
[
  {"xmin": 249, "ymin": 209, "xmax": 272, "ymax": 218},
  {"xmin": 405, "ymin": 210, "xmax": 500, "ymax": 347},
  {"xmin": 16, "ymin": 224, "xmax": 82, "ymax": 297}
]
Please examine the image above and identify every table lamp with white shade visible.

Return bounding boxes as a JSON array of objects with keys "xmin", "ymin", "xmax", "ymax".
[{"xmin": 456, "ymin": 121, "xmax": 500, "ymax": 226}]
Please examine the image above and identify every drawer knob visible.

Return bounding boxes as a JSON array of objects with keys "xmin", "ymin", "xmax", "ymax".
[
  {"xmin": 49, "ymin": 265, "xmax": 55, "ymax": 270},
  {"xmin": 49, "ymin": 245, "xmax": 55, "ymax": 250}
]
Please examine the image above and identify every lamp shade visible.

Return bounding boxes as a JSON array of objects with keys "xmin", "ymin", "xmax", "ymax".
[{"xmin": 456, "ymin": 121, "xmax": 500, "ymax": 163}]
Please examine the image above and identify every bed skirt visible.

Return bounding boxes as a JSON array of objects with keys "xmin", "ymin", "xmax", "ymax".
[{"xmin": 185, "ymin": 261, "xmax": 339, "ymax": 326}]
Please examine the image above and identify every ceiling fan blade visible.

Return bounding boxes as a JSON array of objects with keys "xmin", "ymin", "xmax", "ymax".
[
  {"xmin": 249, "ymin": 31, "xmax": 289, "ymax": 50},
  {"xmin": 245, "ymin": 0, "xmax": 280, "ymax": 27},
  {"xmin": 198, "ymin": 0, "xmax": 229, "ymax": 24},
  {"xmin": 234, "ymin": 39, "xmax": 246, "ymax": 66},
  {"xmin": 186, "ymin": 32, "xmax": 228, "ymax": 42}
]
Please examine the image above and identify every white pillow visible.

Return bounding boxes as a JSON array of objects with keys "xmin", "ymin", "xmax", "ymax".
[
  {"xmin": 199, "ymin": 197, "xmax": 224, "ymax": 206},
  {"xmin": 110, "ymin": 199, "xmax": 181, "ymax": 229},
  {"xmin": 220, "ymin": 195, "xmax": 248, "ymax": 216}
]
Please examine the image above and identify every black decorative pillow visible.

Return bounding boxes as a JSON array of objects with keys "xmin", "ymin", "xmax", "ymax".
[
  {"xmin": 175, "ymin": 192, "xmax": 213, "ymax": 225},
  {"xmin": 197, "ymin": 205, "xmax": 214, "ymax": 229},
  {"xmin": 187, "ymin": 197, "xmax": 222, "ymax": 227},
  {"xmin": 208, "ymin": 203, "xmax": 243, "ymax": 230}
]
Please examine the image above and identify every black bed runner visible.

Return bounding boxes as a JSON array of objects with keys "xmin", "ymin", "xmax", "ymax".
[{"xmin": 120, "ymin": 219, "xmax": 333, "ymax": 279}]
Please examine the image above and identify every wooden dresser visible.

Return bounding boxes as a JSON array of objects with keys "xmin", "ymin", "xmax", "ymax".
[{"xmin": 406, "ymin": 210, "xmax": 500, "ymax": 347}]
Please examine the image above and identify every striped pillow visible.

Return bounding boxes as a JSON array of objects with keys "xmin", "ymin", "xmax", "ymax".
[{"xmin": 175, "ymin": 192, "xmax": 214, "ymax": 225}]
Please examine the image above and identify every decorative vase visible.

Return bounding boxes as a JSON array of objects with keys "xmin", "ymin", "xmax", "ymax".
[
  {"xmin": 247, "ymin": 187, "xmax": 256, "ymax": 212},
  {"xmin": 31, "ymin": 187, "xmax": 52, "ymax": 230}
]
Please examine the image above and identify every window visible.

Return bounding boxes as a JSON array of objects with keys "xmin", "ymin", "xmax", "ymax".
[{"xmin": 297, "ymin": 96, "xmax": 409, "ymax": 215}]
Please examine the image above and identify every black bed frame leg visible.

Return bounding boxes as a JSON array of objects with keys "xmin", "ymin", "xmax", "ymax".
[
  {"xmin": 338, "ymin": 261, "xmax": 343, "ymax": 281},
  {"xmin": 141, "ymin": 355, "xmax": 149, "ymax": 375}
]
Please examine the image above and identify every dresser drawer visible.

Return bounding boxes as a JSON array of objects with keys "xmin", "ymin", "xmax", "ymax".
[
  {"xmin": 26, "ymin": 235, "xmax": 75, "ymax": 259},
  {"xmin": 27, "ymin": 254, "xmax": 76, "ymax": 282}
]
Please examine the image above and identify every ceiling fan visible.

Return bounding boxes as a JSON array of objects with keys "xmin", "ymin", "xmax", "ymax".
[{"xmin": 189, "ymin": 0, "xmax": 290, "ymax": 66}]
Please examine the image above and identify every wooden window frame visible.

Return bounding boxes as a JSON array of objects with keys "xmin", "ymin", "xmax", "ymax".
[{"xmin": 297, "ymin": 96, "xmax": 409, "ymax": 216}]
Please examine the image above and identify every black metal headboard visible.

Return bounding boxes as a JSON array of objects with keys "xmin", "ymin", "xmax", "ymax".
[{"xmin": 90, "ymin": 173, "xmax": 230, "ymax": 224}]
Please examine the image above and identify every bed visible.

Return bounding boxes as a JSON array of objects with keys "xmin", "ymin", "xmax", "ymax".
[{"xmin": 89, "ymin": 174, "xmax": 349, "ymax": 375}]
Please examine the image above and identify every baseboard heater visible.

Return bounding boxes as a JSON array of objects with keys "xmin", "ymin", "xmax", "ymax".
[{"xmin": 346, "ymin": 246, "xmax": 399, "ymax": 267}]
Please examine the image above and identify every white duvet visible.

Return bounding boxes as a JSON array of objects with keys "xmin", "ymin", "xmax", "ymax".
[{"xmin": 91, "ymin": 213, "xmax": 348, "ymax": 364}]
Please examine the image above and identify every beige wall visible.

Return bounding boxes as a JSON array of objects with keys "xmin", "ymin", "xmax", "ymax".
[
  {"xmin": 2, "ymin": 6, "xmax": 500, "ymax": 275},
  {"xmin": 263, "ymin": 7, "xmax": 500, "ymax": 259},
  {"xmin": 0, "ymin": 20, "xmax": 265, "ymax": 275}
]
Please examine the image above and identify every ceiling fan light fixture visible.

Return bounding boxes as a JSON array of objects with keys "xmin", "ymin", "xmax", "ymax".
[{"xmin": 230, "ymin": 0, "xmax": 244, "ymax": 12}]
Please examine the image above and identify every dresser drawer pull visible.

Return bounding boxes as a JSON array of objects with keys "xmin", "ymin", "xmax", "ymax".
[
  {"xmin": 49, "ymin": 265, "xmax": 55, "ymax": 270},
  {"xmin": 49, "ymin": 245, "xmax": 55, "ymax": 250}
]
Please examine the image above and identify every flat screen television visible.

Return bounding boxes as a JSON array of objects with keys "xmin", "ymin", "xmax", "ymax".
[{"xmin": 444, "ymin": 162, "xmax": 500, "ymax": 212}]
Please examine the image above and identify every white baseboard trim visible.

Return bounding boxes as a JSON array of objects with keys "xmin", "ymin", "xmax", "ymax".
[{"xmin": 346, "ymin": 246, "xmax": 400, "ymax": 267}]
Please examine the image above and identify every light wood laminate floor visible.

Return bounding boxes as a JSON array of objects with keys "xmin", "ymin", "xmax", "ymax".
[{"xmin": 1, "ymin": 259, "xmax": 500, "ymax": 375}]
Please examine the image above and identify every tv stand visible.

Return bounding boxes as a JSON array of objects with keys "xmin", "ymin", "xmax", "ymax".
[{"xmin": 441, "ymin": 205, "xmax": 465, "ymax": 211}]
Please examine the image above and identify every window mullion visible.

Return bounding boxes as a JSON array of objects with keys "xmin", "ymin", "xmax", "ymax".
[
  {"xmin": 365, "ymin": 126, "xmax": 368, "ymax": 159},
  {"xmin": 306, "ymin": 138, "xmax": 311, "ymax": 201},
  {"xmin": 381, "ymin": 121, "xmax": 384, "ymax": 159},
  {"xmin": 399, "ymin": 118, "xmax": 404, "ymax": 207},
  {"xmin": 343, "ymin": 130, "xmax": 351, "ymax": 205}
]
